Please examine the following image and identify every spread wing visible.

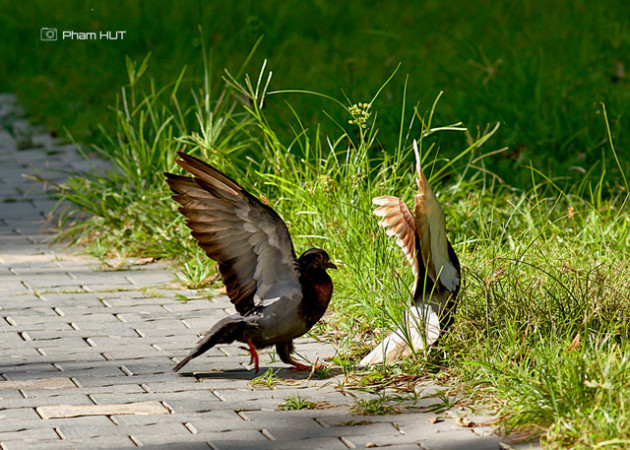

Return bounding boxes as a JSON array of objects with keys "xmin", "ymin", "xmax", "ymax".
[
  {"xmin": 412, "ymin": 141, "xmax": 460, "ymax": 292},
  {"xmin": 165, "ymin": 152, "xmax": 302, "ymax": 315},
  {"xmin": 372, "ymin": 195, "xmax": 421, "ymax": 286}
]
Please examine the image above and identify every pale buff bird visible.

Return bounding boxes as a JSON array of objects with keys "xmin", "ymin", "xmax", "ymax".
[{"xmin": 360, "ymin": 140, "xmax": 461, "ymax": 366}]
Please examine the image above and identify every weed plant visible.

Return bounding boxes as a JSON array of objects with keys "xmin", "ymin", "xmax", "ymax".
[
  {"xmin": 280, "ymin": 394, "xmax": 318, "ymax": 411},
  {"xmin": 55, "ymin": 47, "xmax": 630, "ymax": 447}
]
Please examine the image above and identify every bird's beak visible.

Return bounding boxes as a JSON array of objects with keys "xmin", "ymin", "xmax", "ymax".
[{"xmin": 326, "ymin": 261, "xmax": 338, "ymax": 270}]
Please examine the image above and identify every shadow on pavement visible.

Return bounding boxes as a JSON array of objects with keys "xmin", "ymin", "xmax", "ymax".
[{"xmin": 178, "ymin": 366, "xmax": 344, "ymax": 381}]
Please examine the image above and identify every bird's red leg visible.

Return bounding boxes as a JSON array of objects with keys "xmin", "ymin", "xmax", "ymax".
[{"xmin": 245, "ymin": 339, "xmax": 260, "ymax": 373}]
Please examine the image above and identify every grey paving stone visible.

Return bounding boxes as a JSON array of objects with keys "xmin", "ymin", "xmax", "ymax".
[
  {"xmin": 16, "ymin": 337, "xmax": 90, "ymax": 349},
  {"xmin": 111, "ymin": 411, "xmax": 219, "ymax": 426},
  {"xmin": 0, "ymin": 361, "xmax": 57, "ymax": 374},
  {"xmin": 0, "ymin": 427, "xmax": 60, "ymax": 441},
  {"xmin": 19, "ymin": 328, "xmax": 136, "ymax": 340},
  {"xmin": 31, "ymin": 304, "xmax": 110, "ymax": 315},
  {"xmin": 204, "ymin": 429, "xmax": 271, "ymax": 446},
  {"xmin": 0, "ymin": 307, "xmax": 58, "ymax": 319},
  {"xmin": 130, "ymin": 324, "xmax": 191, "ymax": 337},
  {"xmin": 140, "ymin": 443, "xmax": 212, "ymax": 450},
  {"xmin": 1, "ymin": 321, "xmax": 73, "ymax": 332},
  {"xmin": 2, "ymin": 361, "xmax": 59, "ymax": 377},
  {"xmin": 41, "ymin": 365, "xmax": 127, "ymax": 380},
  {"xmin": 0, "ymin": 389, "xmax": 26, "ymax": 400},
  {"xmin": 21, "ymin": 349, "xmax": 104, "ymax": 360},
  {"xmin": 184, "ymin": 316, "xmax": 234, "ymax": 330},
  {"xmin": 162, "ymin": 298, "xmax": 217, "ymax": 312},
  {"xmin": 125, "ymin": 271, "xmax": 173, "ymax": 287},
  {"xmin": 0, "ymin": 393, "xmax": 93, "ymax": 409},
  {"xmin": 98, "ymin": 347, "xmax": 167, "ymax": 360},
  {"xmin": 1, "ymin": 435, "xmax": 136, "ymax": 449},
  {"xmin": 0, "ymin": 293, "xmax": 47, "ymax": 304},
  {"xmin": 52, "ymin": 416, "xmax": 116, "ymax": 438},
  {"xmin": 187, "ymin": 410, "xmax": 257, "ymax": 433},
  {"xmin": 219, "ymin": 437, "xmax": 350, "ymax": 450},
  {"xmin": 0, "ymin": 331, "xmax": 30, "ymax": 347},
  {"xmin": 0, "ymin": 280, "xmax": 29, "ymax": 294},
  {"xmin": 69, "ymin": 372, "xmax": 175, "ymax": 388},
  {"xmin": 89, "ymin": 389, "xmax": 220, "ymax": 409},
  {"xmin": 118, "ymin": 358, "xmax": 189, "ymax": 376},
  {"xmin": 25, "ymin": 382, "xmax": 145, "ymax": 397},
  {"xmin": 0, "ymin": 407, "xmax": 41, "ymax": 426},
  {"xmin": 119, "ymin": 422, "xmax": 195, "ymax": 445},
  {"xmin": 9, "ymin": 266, "xmax": 72, "ymax": 276},
  {"xmin": 179, "ymin": 358, "xmax": 259, "ymax": 373},
  {"xmin": 92, "ymin": 306, "xmax": 170, "ymax": 319},
  {"xmin": 19, "ymin": 275, "xmax": 86, "ymax": 289},
  {"xmin": 0, "ymin": 418, "xmax": 53, "ymax": 434},
  {"xmin": 137, "ymin": 380, "xmax": 217, "ymax": 394}
]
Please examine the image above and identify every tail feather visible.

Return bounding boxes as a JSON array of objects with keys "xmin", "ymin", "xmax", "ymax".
[
  {"xmin": 173, "ymin": 315, "xmax": 245, "ymax": 372},
  {"xmin": 359, "ymin": 303, "xmax": 441, "ymax": 367},
  {"xmin": 359, "ymin": 331, "xmax": 417, "ymax": 366},
  {"xmin": 173, "ymin": 355, "xmax": 195, "ymax": 372}
]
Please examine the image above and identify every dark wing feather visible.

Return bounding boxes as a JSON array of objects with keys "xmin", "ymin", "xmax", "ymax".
[{"xmin": 165, "ymin": 152, "xmax": 302, "ymax": 315}]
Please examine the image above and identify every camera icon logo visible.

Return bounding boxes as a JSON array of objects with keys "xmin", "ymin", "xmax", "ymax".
[{"xmin": 40, "ymin": 27, "xmax": 58, "ymax": 41}]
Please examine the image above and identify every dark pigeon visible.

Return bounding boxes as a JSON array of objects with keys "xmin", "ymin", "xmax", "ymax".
[{"xmin": 165, "ymin": 153, "xmax": 336, "ymax": 372}]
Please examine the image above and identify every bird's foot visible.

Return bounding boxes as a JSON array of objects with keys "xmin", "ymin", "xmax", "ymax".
[
  {"xmin": 289, "ymin": 362, "xmax": 322, "ymax": 371},
  {"xmin": 238, "ymin": 345, "xmax": 255, "ymax": 364}
]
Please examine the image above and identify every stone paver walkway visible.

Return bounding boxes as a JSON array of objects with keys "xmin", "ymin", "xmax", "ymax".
[{"xmin": 0, "ymin": 94, "xmax": 534, "ymax": 449}]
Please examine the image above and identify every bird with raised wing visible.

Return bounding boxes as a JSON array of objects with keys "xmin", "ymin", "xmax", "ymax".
[
  {"xmin": 165, "ymin": 153, "xmax": 336, "ymax": 373},
  {"xmin": 360, "ymin": 140, "xmax": 461, "ymax": 366}
]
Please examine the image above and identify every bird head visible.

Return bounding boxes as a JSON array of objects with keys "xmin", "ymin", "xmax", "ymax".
[{"xmin": 298, "ymin": 248, "xmax": 337, "ymax": 271}]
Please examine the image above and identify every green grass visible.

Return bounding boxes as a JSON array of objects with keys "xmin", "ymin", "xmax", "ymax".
[
  {"xmin": 280, "ymin": 394, "xmax": 319, "ymax": 411},
  {"xmin": 447, "ymin": 187, "xmax": 630, "ymax": 446},
  {"xmin": 351, "ymin": 395, "xmax": 402, "ymax": 416},
  {"xmin": 250, "ymin": 368, "xmax": 281, "ymax": 389},
  {"xmin": 2, "ymin": 0, "xmax": 630, "ymax": 188}
]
